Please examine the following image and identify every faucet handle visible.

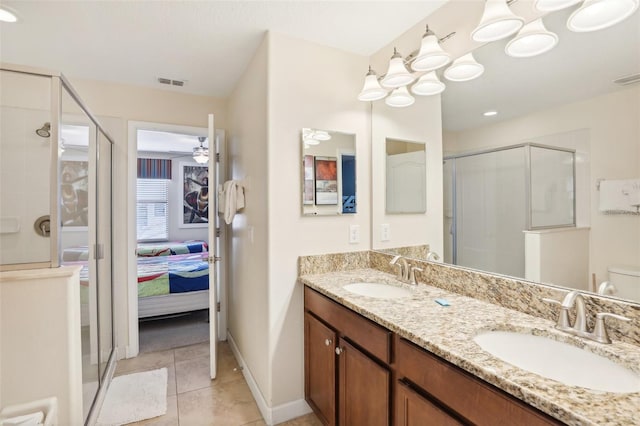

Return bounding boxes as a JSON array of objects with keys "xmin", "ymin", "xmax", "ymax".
[
  {"xmin": 390, "ymin": 255, "xmax": 405, "ymax": 280},
  {"xmin": 592, "ymin": 312, "xmax": 631, "ymax": 344},
  {"xmin": 408, "ymin": 265, "xmax": 423, "ymax": 285},
  {"xmin": 542, "ymin": 298, "xmax": 571, "ymax": 329}
]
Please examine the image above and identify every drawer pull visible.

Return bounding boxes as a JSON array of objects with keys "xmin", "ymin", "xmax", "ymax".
[
  {"xmin": 325, "ymin": 338, "xmax": 332, "ymax": 346},
  {"xmin": 335, "ymin": 347, "xmax": 344, "ymax": 355}
]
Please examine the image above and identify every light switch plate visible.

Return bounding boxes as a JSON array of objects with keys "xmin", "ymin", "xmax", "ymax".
[
  {"xmin": 381, "ymin": 223, "xmax": 390, "ymax": 242},
  {"xmin": 349, "ymin": 224, "xmax": 360, "ymax": 244}
]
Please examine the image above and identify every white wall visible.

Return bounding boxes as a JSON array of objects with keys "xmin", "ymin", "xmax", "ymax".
[
  {"xmin": 227, "ymin": 34, "xmax": 271, "ymax": 408},
  {"xmin": 445, "ymin": 86, "xmax": 640, "ymax": 290},
  {"xmin": 0, "ymin": 267, "xmax": 83, "ymax": 425},
  {"xmin": 267, "ymin": 30, "xmax": 370, "ymax": 412}
]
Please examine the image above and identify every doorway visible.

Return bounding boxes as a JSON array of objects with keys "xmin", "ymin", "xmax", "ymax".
[{"xmin": 126, "ymin": 121, "xmax": 226, "ymax": 362}]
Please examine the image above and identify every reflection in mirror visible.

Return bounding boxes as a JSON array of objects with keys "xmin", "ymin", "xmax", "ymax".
[
  {"xmin": 301, "ymin": 128, "xmax": 356, "ymax": 216},
  {"xmin": 385, "ymin": 138, "xmax": 426, "ymax": 214},
  {"xmin": 372, "ymin": 9, "xmax": 640, "ymax": 304}
]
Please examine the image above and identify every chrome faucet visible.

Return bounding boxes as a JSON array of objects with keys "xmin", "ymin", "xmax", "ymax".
[
  {"xmin": 389, "ymin": 255, "xmax": 421, "ymax": 285},
  {"xmin": 543, "ymin": 290, "xmax": 630, "ymax": 344}
]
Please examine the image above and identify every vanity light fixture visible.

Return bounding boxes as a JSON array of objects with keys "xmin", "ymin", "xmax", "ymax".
[
  {"xmin": 483, "ymin": 110, "xmax": 498, "ymax": 116},
  {"xmin": 381, "ymin": 48, "xmax": 416, "ymax": 88},
  {"xmin": 192, "ymin": 137, "xmax": 208, "ymax": 164},
  {"xmin": 567, "ymin": 0, "xmax": 639, "ymax": 32},
  {"xmin": 385, "ymin": 86, "xmax": 415, "ymax": 108},
  {"xmin": 444, "ymin": 53, "xmax": 485, "ymax": 82},
  {"xmin": 357, "ymin": 66, "xmax": 388, "ymax": 101},
  {"xmin": 302, "ymin": 128, "xmax": 331, "ymax": 145},
  {"xmin": 471, "ymin": 0, "xmax": 524, "ymax": 42},
  {"xmin": 506, "ymin": 18, "xmax": 559, "ymax": 58},
  {"xmin": 534, "ymin": 0, "xmax": 582, "ymax": 11},
  {"xmin": 411, "ymin": 71, "xmax": 446, "ymax": 96},
  {"xmin": 411, "ymin": 26, "xmax": 451, "ymax": 72},
  {"xmin": 0, "ymin": 6, "xmax": 18, "ymax": 23}
]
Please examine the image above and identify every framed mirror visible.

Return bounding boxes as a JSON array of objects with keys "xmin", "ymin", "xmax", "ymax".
[
  {"xmin": 385, "ymin": 138, "xmax": 426, "ymax": 214},
  {"xmin": 371, "ymin": 8, "xmax": 640, "ymax": 304},
  {"xmin": 301, "ymin": 128, "xmax": 356, "ymax": 216}
]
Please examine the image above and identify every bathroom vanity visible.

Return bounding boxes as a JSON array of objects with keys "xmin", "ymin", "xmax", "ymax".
[{"xmin": 299, "ymin": 258, "xmax": 640, "ymax": 426}]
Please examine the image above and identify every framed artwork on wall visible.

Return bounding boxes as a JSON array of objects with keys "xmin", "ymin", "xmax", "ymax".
[
  {"xmin": 315, "ymin": 156, "xmax": 338, "ymax": 205},
  {"xmin": 60, "ymin": 160, "xmax": 89, "ymax": 227},
  {"xmin": 180, "ymin": 162, "xmax": 209, "ymax": 227}
]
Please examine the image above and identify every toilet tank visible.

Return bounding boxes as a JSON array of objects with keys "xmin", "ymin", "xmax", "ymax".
[{"xmin": 608, "ymin": 265, "xmax": 640, "ymax": 303}]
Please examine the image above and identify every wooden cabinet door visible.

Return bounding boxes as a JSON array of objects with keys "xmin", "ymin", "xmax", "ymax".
[
  {"xmin": 337, "ymin": 338, "xmax": 390, "ymax": 426},
  {"xmin": 305, "ymin": 313, "xmax": 337, "ymax": 426},
  {"xmin": 396, "ymin": 380, "xmax": 464, "ymax": 426}
]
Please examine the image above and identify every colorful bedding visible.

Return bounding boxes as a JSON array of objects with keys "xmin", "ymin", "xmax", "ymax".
[
  {"xmin": 137, "ymin": 253, "xmax": 209, "ymax": 297},
  {"xmin": 136, "ymin": 240, "xmax": 208, "ymax": 257}
]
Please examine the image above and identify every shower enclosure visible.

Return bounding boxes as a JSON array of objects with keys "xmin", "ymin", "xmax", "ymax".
[
  {"xmin": 0, "ymin": 64, "xmax": 115, "ymax": 424},
  {"xmin": 444, "ymin": 143, "xmax": 575, "ymax": 279}
]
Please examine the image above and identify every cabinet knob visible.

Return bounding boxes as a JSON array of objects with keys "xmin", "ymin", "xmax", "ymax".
[
  {"xmin": 335, "ymin": 347, "xmax": 344, "ymax": 355},
  {"xmin": 324, "ymin": 338, "xmax": 332, "ymax": 346}
]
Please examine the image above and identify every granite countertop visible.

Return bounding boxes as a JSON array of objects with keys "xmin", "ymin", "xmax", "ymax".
[{"xmin": 299, "ymin": 268, "xmax": 640, "ymax": 426}]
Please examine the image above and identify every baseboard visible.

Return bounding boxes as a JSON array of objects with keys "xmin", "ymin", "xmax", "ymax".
[{"xmin": 227, "ymin": 332, "xmax": 311, "ymax": 425}]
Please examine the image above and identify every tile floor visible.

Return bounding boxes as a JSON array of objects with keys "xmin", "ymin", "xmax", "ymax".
[{"xmin": 115, "ymin": 341, "xmax": 321, "ymax": 426}]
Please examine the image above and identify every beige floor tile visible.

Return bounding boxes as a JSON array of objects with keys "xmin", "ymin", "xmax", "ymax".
[
  {"xmin": 126, "ymin": 395, "xmax": 178, "ymax": 426},
  {"xmin": 241, "ymin": 420, "xmax": 266, "ymax": 426},
  {"xmin": 167, "ymin": 363, "xmax": 177, "ymax": 397},
  {"xmin": 178, "ymin": 379, "xmax": 262, "ymax": 426},
  {"xmin": 174, "ymin": 341, "xmax": 210, "ymax": 362},
  {"xmin": 276, "ymin": 413, "xmax": 323, "ymax": 425},
  {"xmin": 115, "ymin": 349, "xmax": 175, "ymax": 375},
  {"xmin": 175, "ymin": 355, "xmax": 213, "ymax": 394}
]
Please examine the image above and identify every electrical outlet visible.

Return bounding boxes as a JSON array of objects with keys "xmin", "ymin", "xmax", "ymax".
[
  {"xmin": 349, "ymin": 225, "xmax": 360, "ymax": 244},
  {"xmin": 381, "ymin": 223, "xmax": 391, "ymax": 242}
]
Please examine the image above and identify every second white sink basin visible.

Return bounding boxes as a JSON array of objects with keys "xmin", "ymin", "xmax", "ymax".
[
  {"xmin": 343, "ymin": 282, "xmax": 412, "ymax": 299},
  {"xmin": 474, "ymin": 331, "xmax": 640, "ymax": 393}
]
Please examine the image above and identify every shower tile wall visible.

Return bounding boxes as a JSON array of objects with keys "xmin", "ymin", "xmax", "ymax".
[{"xmin": 0, "ymin": 71, "xmax": 52, "ymax": 265}]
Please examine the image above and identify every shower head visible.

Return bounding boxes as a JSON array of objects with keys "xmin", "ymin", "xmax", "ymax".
[{"xmin": 36, "ymin": 122, "xmax": 51, "ymax": 138}]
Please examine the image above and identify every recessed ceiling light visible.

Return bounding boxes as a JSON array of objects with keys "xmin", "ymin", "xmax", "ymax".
[
  {"xmin": 483, "ymin": 110, "xmax": 498, "ymax": 117},
  {"xmin": 0, "ymin": 6, "xmax": 18, "ymax": 23}
]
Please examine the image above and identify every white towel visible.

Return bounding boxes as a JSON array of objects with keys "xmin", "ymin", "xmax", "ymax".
[
  {"xmin": 599, "ymin": 179, "xmax": 640, "ymax": 214},
  {"xmin": 222, "ymin": 180, "xmax": 245, "ymax": 224}
]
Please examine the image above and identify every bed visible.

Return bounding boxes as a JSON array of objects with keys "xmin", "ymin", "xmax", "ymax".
[{"xmin": 63, "ymin": 240, "xmax": 210, "ymax": 320}]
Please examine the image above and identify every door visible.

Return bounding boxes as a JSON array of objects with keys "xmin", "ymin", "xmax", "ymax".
[
  {"xmin": 337, "ymin": 338, "xmax": 390, "ymax": 426},
  {"xmin": 395, "ymin": 380, "xmax": 463, "ymax": 426},
  {"xmin": 305, "ymin": 313, "xmax": 337, "ymax": 426},
  {"xmin": 208, "ymin": 114, "xmax": 219, "ymax": 379}
]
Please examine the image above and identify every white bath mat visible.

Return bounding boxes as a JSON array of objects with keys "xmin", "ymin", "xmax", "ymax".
[{"xmin": 96, "ymin": 368, "xmax": 167, "ymax": 426}]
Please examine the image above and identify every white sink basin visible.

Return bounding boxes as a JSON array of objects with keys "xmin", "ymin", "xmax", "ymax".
[
  {"xmin": 474, "ymin": 331, "xmax": 640, "ymax": 393},
  {"xmin": 343, "ymin": 282, "xmax": 412, "ymax": 299}
]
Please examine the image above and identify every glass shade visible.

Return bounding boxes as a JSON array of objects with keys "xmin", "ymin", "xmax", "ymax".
[
  {"xmin": 381, "ymin": 51, "xmax": 415, "ymax": 88},
  {"xmin": 385, "ymin": 86, "xmax": 415, "ymax": 108},
  {"xmin": 472, "ymin": 0, "xmax": 524, "ymax": 42},
  {"xmin": 506, "ymin": 19, "xmax": 559, "ymax": 58},
  {"xmin": 567, "ymin": 0, "xmax": 639, "ymax": 32},
  {"xmin": 358, "ymin": 73, "xmax": 387, "ymax": 101},
  {"xmin": 193, "ymin": 147, "xmax": 208, "ymax": 164},
  {"xmin": 411, "ymin": 72, "xmax": 446, "ymax": 96},
  {"xmin": 0, "ymin": 7, "xmax": 18, "ymax": 22},
  {"xmin": 411, "ymin": 34, "xmax": 451, "ymax": 72},
  {"xmin": 444, "ymin": 53, "xmax": 485, "ymax": 82},
  {"xmin": 534, "ymin": 0, "xmax": 582, "ymax": 11}
]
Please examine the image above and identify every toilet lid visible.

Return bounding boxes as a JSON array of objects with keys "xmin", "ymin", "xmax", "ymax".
[{"xmin": 608, "ymin": 265, "xmax": 640, "ymax": 277}]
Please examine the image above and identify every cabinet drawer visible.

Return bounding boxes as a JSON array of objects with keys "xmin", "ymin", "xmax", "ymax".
[
  {"xmin": 396, "ymin": 337, "xmax": 562, "ymax": 426},
  {"xmin": 304, "ymin": 287, "xmax": 391, "ymax": 363}
]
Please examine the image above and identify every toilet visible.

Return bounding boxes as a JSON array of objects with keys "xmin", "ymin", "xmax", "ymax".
[{"xmin": 608, "ymin": 265, "xmax": 640, "ymax": 303}]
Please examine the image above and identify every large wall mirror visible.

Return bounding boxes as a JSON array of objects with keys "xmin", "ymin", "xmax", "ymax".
[
  {"xmin": 301, "ymin": 128, "xmax": 356, "ymax": 216},
  {"xmin": 372, "ymin": 8, "xmax": 640, "ymax": 305}
]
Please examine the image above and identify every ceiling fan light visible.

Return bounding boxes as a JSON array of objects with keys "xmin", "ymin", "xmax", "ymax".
[
  {"xmin": 534, "ymin": 0, "xmax": 582, "ymax": 11},
  {"xmin": 444, "ymin": 53, "xmax": 485, "ymax": 82},
  {"xmin": 385, "ymin": 86, "xmax": 415, "ymax": 108},
  {"xmin": 411, "ymin": 33, "xmax": 451, "ymax": 72},
  {"xmin": 193, "ymin": 137, "xmax": 208, "ymax": 163},
  {"xmin": 567, "ymin": 0, "xmax": 639, "ymax": 32},
  {"xmin": 358, "ymin": 69, "xmax": 388, "ymax": 101},
  {"xmin": 411, "ymin": 71, "xmax": 446, "ymax": 96},
  {"xmin": 506, "ymin": 18, "xmax": 559, "ymax": 57},
  {"xmin": 381, "ymin": 49, "xmax": 416, "ymax": 88},
  {"xmin": 314, "ymin": 130, "xmax": 331, "ymax": 141},
  {"xmin": 471, "ymin": 0, "xmax": 524, "ymax": 42}
]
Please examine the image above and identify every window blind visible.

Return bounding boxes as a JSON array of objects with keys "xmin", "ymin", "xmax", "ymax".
[{"xmin": 137, "ymin": 179, "xmax": 169, "ymax": 241}]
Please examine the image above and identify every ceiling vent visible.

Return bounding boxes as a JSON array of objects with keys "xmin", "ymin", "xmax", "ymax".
[
  {"xmin": 613, "ymin": 73, "xmax": 640, "ymax": 86},
  {"xmin": 157, "ymin": 77, "xmax": 186, "ymax": 87}
]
